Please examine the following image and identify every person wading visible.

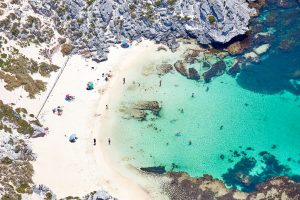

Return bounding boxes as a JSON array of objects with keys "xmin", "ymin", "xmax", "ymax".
[{"xmin": 123, "ymin": 77, "xmax": 126, "ymax": 84}]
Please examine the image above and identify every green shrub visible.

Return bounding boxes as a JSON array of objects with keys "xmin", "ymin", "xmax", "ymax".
[
  {"xmin": 11, "ymin": 23, "xmax": 20, "ymax": 37},
  {"xmin": 1, "ymin": 53, "xmax": 7, "ymax": 58},
  {"xmin": 86, "ymin": 0, "xmax": 96, "ymax": 6},
  {"xmin": 1, "ymin": 157, "xmax": 13, "ymax": 165},
  {"xmin": 167, "ymin": 0, "xmax": 177, "ymax": 5},
  {"xmin": 208, "ymin": 15, "xmax": 216, "ymax": 24},
  {"xmin": 61, "ymin": 43, "xmax": 73, "ymax": 56},
  {"xmin": 16, "ymin": 182, "xmax": 31, "ymax": 194},
  {"xmin": 45, "ymin": 192, "xmax": 52, "ymax": 200},
  {"xmin": 154, "ymin": 0, "xmax": 163, "ymax": 7}
]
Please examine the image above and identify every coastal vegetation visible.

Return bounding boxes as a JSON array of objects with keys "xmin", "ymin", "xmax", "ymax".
[
  {"xmin": 208, "ymin": 15, "xmax": 216, "ymax": 24},
  {"xmin": 61, "ymin": 43, "xmax": 74, "ymax": 56},
  {"xmin": 0, "ymin": 48, "xmax": 59, "ymax": 98},
  {"xmin": 0, "ymin": 101, "xmax": 37, "ymax": 198}
]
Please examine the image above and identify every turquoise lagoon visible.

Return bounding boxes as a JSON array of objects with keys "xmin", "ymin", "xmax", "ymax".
[{"xmin": 108, "ymin": 4, "xmax": 300, "ymax": 192}]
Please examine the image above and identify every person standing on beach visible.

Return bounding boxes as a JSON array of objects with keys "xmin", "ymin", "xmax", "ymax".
[
  {"xmin": 93, "ymin": 138, "xmax": 96, "ymax": 146},
  {"xmin": 123, "ymin": 77, "xmax": 126, "ymax": 84},
  {"xmin": 108, "ymin": 138, "xmax": 111, "ymax": 145},
  {"xmin": 106, "ymin": 105, "xmax": 108, "ymax": 110}
]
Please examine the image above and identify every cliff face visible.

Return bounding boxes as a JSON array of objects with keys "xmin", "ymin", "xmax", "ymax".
[{"xmin": 2, "ymin": 0, "xmax": 255, "ymax": 61}]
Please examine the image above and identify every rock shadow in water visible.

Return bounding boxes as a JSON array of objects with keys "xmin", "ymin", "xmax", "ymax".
[
  {"xmin": 236, "ymin": 52, "xmax": 300, "ymax": 95},
  {"xmin": 236, "ymin": 4, "xmax": 300, "ymax": 95}
]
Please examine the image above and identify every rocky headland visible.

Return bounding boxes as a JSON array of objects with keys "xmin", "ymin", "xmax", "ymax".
[{"xmin": 2, "ymin": 0, "xmax": 256, "ymax": 62}]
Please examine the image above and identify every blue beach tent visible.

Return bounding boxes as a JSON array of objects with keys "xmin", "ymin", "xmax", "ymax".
[{"xmin": 69, "ymin": 134, "xmax": 78, "ymax": 143}]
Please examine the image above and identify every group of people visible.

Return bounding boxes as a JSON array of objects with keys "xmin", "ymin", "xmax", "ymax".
[
  {"xmin": 56, "ymin": 69, "xmax": 116, "ymax": 145},
  {"xmin": 102, "ymin": 71, "xmax": 113, "ymax": 82},
  {"xmin": 52, "ymin": 106, "xmax": 63, "ymax": 116}
]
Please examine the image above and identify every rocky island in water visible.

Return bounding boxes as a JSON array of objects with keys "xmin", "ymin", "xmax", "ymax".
[{"xmin": 0, "ymin": 0, "xmax": 300, "ymax": 199}]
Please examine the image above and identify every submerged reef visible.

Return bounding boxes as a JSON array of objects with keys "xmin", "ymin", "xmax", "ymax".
[
  {"xmin": 221, "ymin": 151, "xmax": 299, "ymax": 192},
  {"xmin": 119, "ymin": 100, "xmax": 161, "ymax": 120},
  {"xmin": 234, "ymin": 2, "xmax": 300, "ymax": 94}
]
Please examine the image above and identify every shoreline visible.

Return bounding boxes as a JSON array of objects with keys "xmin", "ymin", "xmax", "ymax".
[
  {"xmin": 30, "ymin": 40, "xmax": 170, "ymax": 199},
  {"xmin": 95, "ymin": 40, "xmax": 202, "ymax": 200}
]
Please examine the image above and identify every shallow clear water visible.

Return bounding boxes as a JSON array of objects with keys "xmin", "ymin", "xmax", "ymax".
[{"xmin": 108, "ymin": 4, "xmax": 300, "ymax": 192}]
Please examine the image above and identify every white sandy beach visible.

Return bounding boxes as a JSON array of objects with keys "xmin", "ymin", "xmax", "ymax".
[
  {"xmin": 0, "ymin": 38, "xmax": 200, "ymax": 199},
  {"xmin": 28, "ymin": 40, "xmax": 171, "ymax": 199}
]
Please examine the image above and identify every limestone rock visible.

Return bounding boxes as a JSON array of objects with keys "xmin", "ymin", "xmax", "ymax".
[
  {"xmin": 22, "ymin": 0, "xmax": 256, "ymax": 61},
  {"xmin": 156, "ymin": 64, "xmax": 173, "ymax": 76},
  {"xmin": 133, "ymin": 101, "xmax": 161, "ymax": 113},
  {"xmin": 188, "ymin": 68, "xmax": 200, "ymax": 80},
  {"xmin": 244, "ymin": 52, "xmax": 259, "ymax": 62},
  {"xmin": 119, "ymin": 101, "xmax": 161, "ymax": 120},
  {"xmin": 227, "ymin": 61, "xmax": 242, "ymax": 77},
  {"xmin": 253, "ymin": 44, "xmax": 270, "ymax": 55},
  {"xmin": 174, "ymin": 60, "xmax": 188, "ymax": 77},
  {"xmin": 203, "ymin": 61, "xmax": 226, "ymax": 82}
]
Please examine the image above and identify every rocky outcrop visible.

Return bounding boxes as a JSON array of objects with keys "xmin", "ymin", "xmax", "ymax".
[
  {"xmin": 253, "ymin": 44, "xmax": 270, "ymax": 55},
  {"xmin": 133, "ymin": 101, "xmax": 161, "ymax": 115},
  {"xmin": 163, "ymin": 172, "xmax": 300, "ymax": 200},
  {"xmin": 203, "ymin": 61, "xmax": 226, "ymax": 82},
  {"xmin": 156, "ymin": 64, "xmax": 173, "ymax": 76},
  {"xmin": 22, "ymin": 0, "xmax": 256, "ymax": 61},
  {"xmin": 82, "ymin": 190, "xmax": 118, "ymax": 200},
  {"xmin": 174, "ymin": 60, "xmax": 188, "ymax": 77},
  {"xmin": 226, "ymin": 41, "xmax": 249, "ymax": 55},
  {"xmin": 31, "ymin": 185, "xmax": 118, "ymax": 200},
  {"xmin": 119, "ymin": 101, "xmax": 161, "ymax": 120},
  {"xmin": 188, "ymin": 67, "xmax": 200, "ymax": 80},
  {"xmin": 174, "ymin": 61, "xmax": 200, "ymax": 80},
  {"xmin": 227, "ymin": 60, "xmax": 243, "ymax": 77}
]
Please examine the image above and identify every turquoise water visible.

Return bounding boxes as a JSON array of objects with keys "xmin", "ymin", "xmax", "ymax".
[{"xmin": 108, "ymin": 4, "xmax": 300, "ymax": 192}]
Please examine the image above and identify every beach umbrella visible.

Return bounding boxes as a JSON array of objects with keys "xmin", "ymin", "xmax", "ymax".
[
  {"xmin": 121, "ymin": 42, "xmax": 130, "ymax": 48},
  {"xmin": 87, "ymin": 82, "xmax": 94, "ymax": 90},
  {"xmin": 65, "ymin": 94, "xmax": 75, "ymax": 101},
  {"xmin": 69, "ymin": 134, "xmax": 78, "ymax": 143},
  {"xmin": 120, "ymin": 37, "xmax": 130, "ymax": 48}
]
